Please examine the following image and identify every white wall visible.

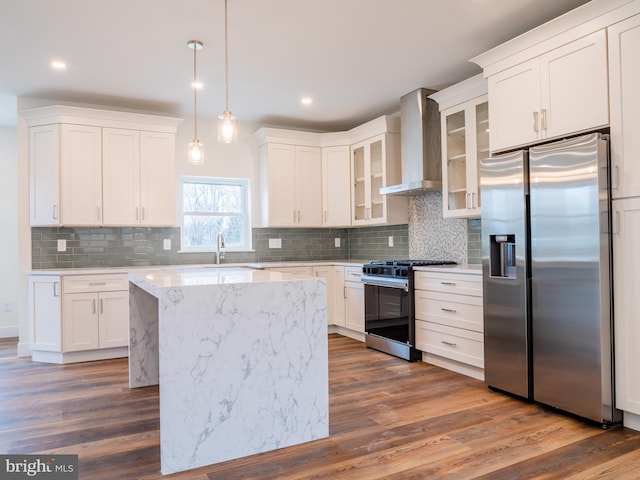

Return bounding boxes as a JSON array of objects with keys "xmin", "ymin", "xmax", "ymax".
[
  {"xmin": 174, "ymin": 116, "xmax": 262, "ymax": 228},
  {"xmin": 0, "ymin": 126, "xmax": 19, "ymax": 337}
]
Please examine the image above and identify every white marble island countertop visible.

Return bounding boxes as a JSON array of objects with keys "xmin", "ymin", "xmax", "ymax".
[
  {"xmin": 128, "ymin": 266, "xmax": 306, "ymax": 295},
  {"xmin": 128, "ymin": 266, "xmax": 328, "ymax": 475}
]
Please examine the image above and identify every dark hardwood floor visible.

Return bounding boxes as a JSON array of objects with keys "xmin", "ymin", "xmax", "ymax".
[{"xmin": 1, "ymin": 334, "xmax": 639, "ymax": 479}]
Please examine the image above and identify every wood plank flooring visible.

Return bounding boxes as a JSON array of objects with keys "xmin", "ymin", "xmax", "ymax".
[{"xmin": 1, "ymin": 334, "xmax": 639, "ymax": 479}]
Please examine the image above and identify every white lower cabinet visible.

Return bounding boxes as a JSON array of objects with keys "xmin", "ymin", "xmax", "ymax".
[
  {"xmin": 29, "ymin": 273, "xmax": 129, "ymax": 363},
  {"xmin": 414, "ymin": 270, "xmax": 484, "ymax": 380},
  {"xmin": 612, "ymin": 198, "xmax": 640, "ymax": 421},
  {"xmin": 344, "ymin": 267, "xmax": 364, "ymax": 333},
  {"xmin": 29, "ymin": 275, "xmax": 62, "ymax": 352}
]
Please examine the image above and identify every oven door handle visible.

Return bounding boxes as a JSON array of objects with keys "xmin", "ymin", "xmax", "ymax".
[{"xmin": 362, "ymin": 279, "xmax": 409, "ymax": 292}]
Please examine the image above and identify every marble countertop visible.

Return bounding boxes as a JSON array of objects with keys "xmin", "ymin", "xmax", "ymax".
[
  {"xmin": 413, "ymin": 264, "xmax": 482, "ymax": 275},
  {"xmin": 128, "ymin": 266, "xmax": 319, "ymax": 298},
  {"xmin": 28, "ymin": 259, "xmax": 367, "ymax": 276}
]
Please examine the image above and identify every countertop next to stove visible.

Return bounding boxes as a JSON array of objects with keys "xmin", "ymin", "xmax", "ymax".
[{"xmin": 413, "ymin": 264, "xmax": 482, "ymax": 275}]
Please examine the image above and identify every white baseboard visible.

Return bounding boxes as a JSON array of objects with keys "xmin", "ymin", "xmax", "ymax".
[
  {"xmin": 31, "ymin": 347, "xmax": 129, "ymax": 364},
  {"xmin": 423, "ymin": 352, "xmax": 485, "ymax": 381},
  {"xmin": 328, "ymin": 325, "xmax": 365, "ymax": 342},
  {"xmin": 0, "ymin": 325, "xmax": 18, "ymax": 338},
  {"xmin": 623, "ymin": 411, "xmax": 640, "ymax": 432}
]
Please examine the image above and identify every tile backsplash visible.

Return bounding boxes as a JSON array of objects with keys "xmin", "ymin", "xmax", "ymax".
[
  {"xmin": 31, "ymin": 194, "xmax": 481, "ymax": 269},
  {"xmin": 31, "ymin": 225, "xmax": 409, "ymax": 269}
]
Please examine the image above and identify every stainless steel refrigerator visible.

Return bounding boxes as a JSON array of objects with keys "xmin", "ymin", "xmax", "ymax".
[{"xmin": 480, "ymin": 132, "xmax": 621, "ymax": 425}]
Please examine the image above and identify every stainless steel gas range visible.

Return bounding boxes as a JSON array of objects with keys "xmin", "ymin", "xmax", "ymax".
[{"xmin": 362, "ymin": 260, "xmax": 456, "ymax": 361}]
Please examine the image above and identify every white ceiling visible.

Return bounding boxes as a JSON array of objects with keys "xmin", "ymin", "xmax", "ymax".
[{"xmin": 0, "ymin": 0, "xmax": 591, "ymax": 131}]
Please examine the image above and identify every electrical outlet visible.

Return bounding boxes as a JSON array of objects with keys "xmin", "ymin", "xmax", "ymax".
[
  {"xmin": 268, "ymin": 238, "xmax": 282, "ymax": 249},
  {"xmin": 57, "ymin": 239, "xmax": 66, "ymax": 252},
  {"xmin": 388, "ymin": 236, "xmax": 394, "ymax": 247},
  {"xmin": 163, "ymin": 239, "xmax": 171, "ymax": 250},
  {"xmin": 334, "ymin": 238, "xmax": 341, "ymax": 248},
  {"xmin": 3, "ymin": 302, "xmax": 12, "ymax": 313}
]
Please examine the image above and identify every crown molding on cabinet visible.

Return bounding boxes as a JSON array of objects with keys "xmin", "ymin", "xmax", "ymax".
[
  {"xmin": 20, "ymin": 105, "xmax": 183, "ymax": 133},
  {"xmin": 471, "ymin": 0, "xmax": 640, "ymax": 77},
  {"xmin": 428, "ymin": 74, "xmax": 487, "ymax": 112},
  {"xmin": 254, "ymin": 114, "xmax": 400, "ymax": 148}
]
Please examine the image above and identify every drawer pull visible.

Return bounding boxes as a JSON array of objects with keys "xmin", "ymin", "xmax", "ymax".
[
  {"xmin": 441, "ymin": 307, "xmax": 457, "ymax": 313},
  {"xmin": 441, "ymin": 340, "xmax": 457, "ymax": 347},
  {"xmin": 89, "ymin": 282, "xmax": 107, "ymax": 286},
  {"xmin": 440, "ymin": 281, "xmax": 456, "ymax": 286}
]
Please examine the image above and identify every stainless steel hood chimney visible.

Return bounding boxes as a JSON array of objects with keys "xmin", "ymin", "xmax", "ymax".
[{"xmin": 380, "ymin": 88, "xmax": 442, "ymax": 195}]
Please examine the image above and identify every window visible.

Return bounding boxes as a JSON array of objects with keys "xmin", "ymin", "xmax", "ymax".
[{"xmin": 180, "ymin": 176, "xmax": 252, "ymax": 252}]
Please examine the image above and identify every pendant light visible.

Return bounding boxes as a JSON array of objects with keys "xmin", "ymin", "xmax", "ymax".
[
  {"xmin": 187, "ymin": 40, "xmax": 204, "ymax": 165},
  {"xmin": 217, "ymin": 0, "xmax": 238, "ymax": 143}
]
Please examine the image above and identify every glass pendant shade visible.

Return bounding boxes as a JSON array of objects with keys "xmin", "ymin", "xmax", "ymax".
[
  {"xmin": 188, "ymin": 139, "xmax": 204, "ymax": 165},
  {"xmin": 217, "ymin": 111, "xmax": 238, "ymax": 143}
]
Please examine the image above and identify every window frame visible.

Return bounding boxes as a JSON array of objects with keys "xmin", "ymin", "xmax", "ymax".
[{"xmin": 179, "ymin": 175, "xmax": 252, "ymax": 253}]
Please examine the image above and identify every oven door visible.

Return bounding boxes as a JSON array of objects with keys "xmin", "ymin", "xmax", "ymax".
[{"xmin": 363, "ymin": 276, "xmax": 412, "ymax": 344}]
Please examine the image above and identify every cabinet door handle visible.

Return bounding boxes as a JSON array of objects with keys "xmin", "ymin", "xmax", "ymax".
[
  {"xmin": 293, "ymin": 210, "xmax": 296, "ymax": 224},
  {"xmin": 344, "ymin": 286, "xmax": 347, "ymax": 298},
  {"xmin": 92, "ymin": 299, "xmax": 97, "ymax": 314},
  {"xmin": 97, "ymin": 206, "xmax": 101, "ymax": 221},
  {"xmin": 533, "ymin": 111, "xmax": 539, "ymax": 133},
  {"xmin": 471, "ymin": 192, "xmax": 477, "ymax": 208},
  {"xmin": 613, "ymin": 165, "xmax": 619, "ymax": 190},
  {"xmin": 441, "ymin": 307, "xmax": 457, "ymax": 313},
  {"xmin": 613, "ymin": 210, "xmax": 620, "ymax": 235},
  {"xmin": 136, "ymin": 207, "xmax": 140, "ymax": 221},
  {"xmin": 297, "ymin": 210, "xmax": 301, "ymax": 224},
  {"xmin": 89, "ymin": 282, "xmax": 107, "ymax": 286},
  {"xmin": 52, "ymin": 204, "xmax": 58, "ymax": 220},
  {"xmin": 100, "ymin": 298, "xmax": 104, "ymax": 314},
  {"xmin": 53, "ymin": 282, "xmax": 60, "ymax": 297},
  {"xmin": 441, "ymin": 340, "xmax": 457, "ymax": 347},
  {"xmin": 441, "ymin": 281, "xmax": 456, "ymax": 286},
  {"xmin": 141, "ymin": 207, "xmax": 145, "ymax": 221},
  {"xmin": 541, "ymin": 109, "xmax": 547, "ymax": 131}
]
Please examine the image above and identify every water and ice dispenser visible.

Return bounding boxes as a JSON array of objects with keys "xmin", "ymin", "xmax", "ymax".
[{"xmin": 489, "ymin": 234, "xmax": 516, "ymax": 278}]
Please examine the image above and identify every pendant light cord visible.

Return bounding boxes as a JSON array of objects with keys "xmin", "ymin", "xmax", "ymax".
[
  {"xmin": 193, "ymin": 42, "xmax": 198, "ymax": 139},
  {"xmin": 224, "ymin": 0, "xmax": 230, "ymax": 115}
]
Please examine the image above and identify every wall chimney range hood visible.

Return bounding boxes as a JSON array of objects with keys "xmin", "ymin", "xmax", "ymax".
[{"xmin": 380, "ymin": 88, "xmax": 442, "ymax": 195}]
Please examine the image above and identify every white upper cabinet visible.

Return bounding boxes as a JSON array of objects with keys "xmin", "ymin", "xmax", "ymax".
[
  {"xmin": 29, "ymin": 123, "xmax": 103, "ymax": 226},
  {"xmin": 102, "ymin": 128, "xmax": 140, "ymax": 225},
  {"xmin": 139, "ymin": 131, "xmax": 176, "ymax": 226},
  {"xmin": 322, "ymin": 145, "xmax": 351, "ymax": 227},
  {"xmin": 350, "ymin": 127, "xmax": 406, "ymax": 227},
  {"xmin": 29, "ymin": 125, "xmax": 60, "ymax": 226},
  {"xmin": 609, "ymin": 14, "xmax": 640, "ymax": 199},
  {"xmin": 351, "ymin": 134, "xmax": 388, "ymax": 226},
  {"xmin": 260, "ymin": 143, "xmax": 322, "ymax": 227},
  {"xmin": 103, "ymin": 129, "xmax": 175, "ymax": 226},
  {"xmin": 430, "ymin": 74, "xmax": 488, "ymax": 219},
  {"xmin": 24, "ymin": 105, "xmax": 181, "ymax": 227},
  {"xmin": 60, "ymin": 124, "xmax": 103, "ymax": 225},
  {"xmin": 488, "ymin": 30, "xmax": 609, "ymax": 152}
]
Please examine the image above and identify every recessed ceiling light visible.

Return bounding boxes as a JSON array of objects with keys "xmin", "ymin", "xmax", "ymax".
[
  {"xmin": 192, "ymin": 81, "xmax": 203, "ymax": 90},
  {"xmin": 301, "ymin": 97, "xmax": 313, "ymax": 106},
  {"xmin": 50, "ymin": 60, "xmax": 66, "ymax": 70}
]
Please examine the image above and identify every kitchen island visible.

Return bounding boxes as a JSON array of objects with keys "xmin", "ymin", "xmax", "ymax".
[{"xmin": 127, "ymin": 267, "xmax": 329, "ymax": 475}]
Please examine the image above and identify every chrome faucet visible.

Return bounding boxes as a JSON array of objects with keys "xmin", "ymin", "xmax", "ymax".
[{"xmin": 216, "ymin": 233, "xmax": 225, "ymax": 264}]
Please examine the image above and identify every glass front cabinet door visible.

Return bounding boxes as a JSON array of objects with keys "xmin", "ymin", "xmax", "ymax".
[{"xmin": 441, "ymin": 95, "xmax": 488, "ymax": 218}]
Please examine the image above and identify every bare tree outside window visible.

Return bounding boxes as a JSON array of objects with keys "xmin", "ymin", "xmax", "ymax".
[{"xmin": 181, "ymin": 177, "xmax": 251, "ymax": 251}]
